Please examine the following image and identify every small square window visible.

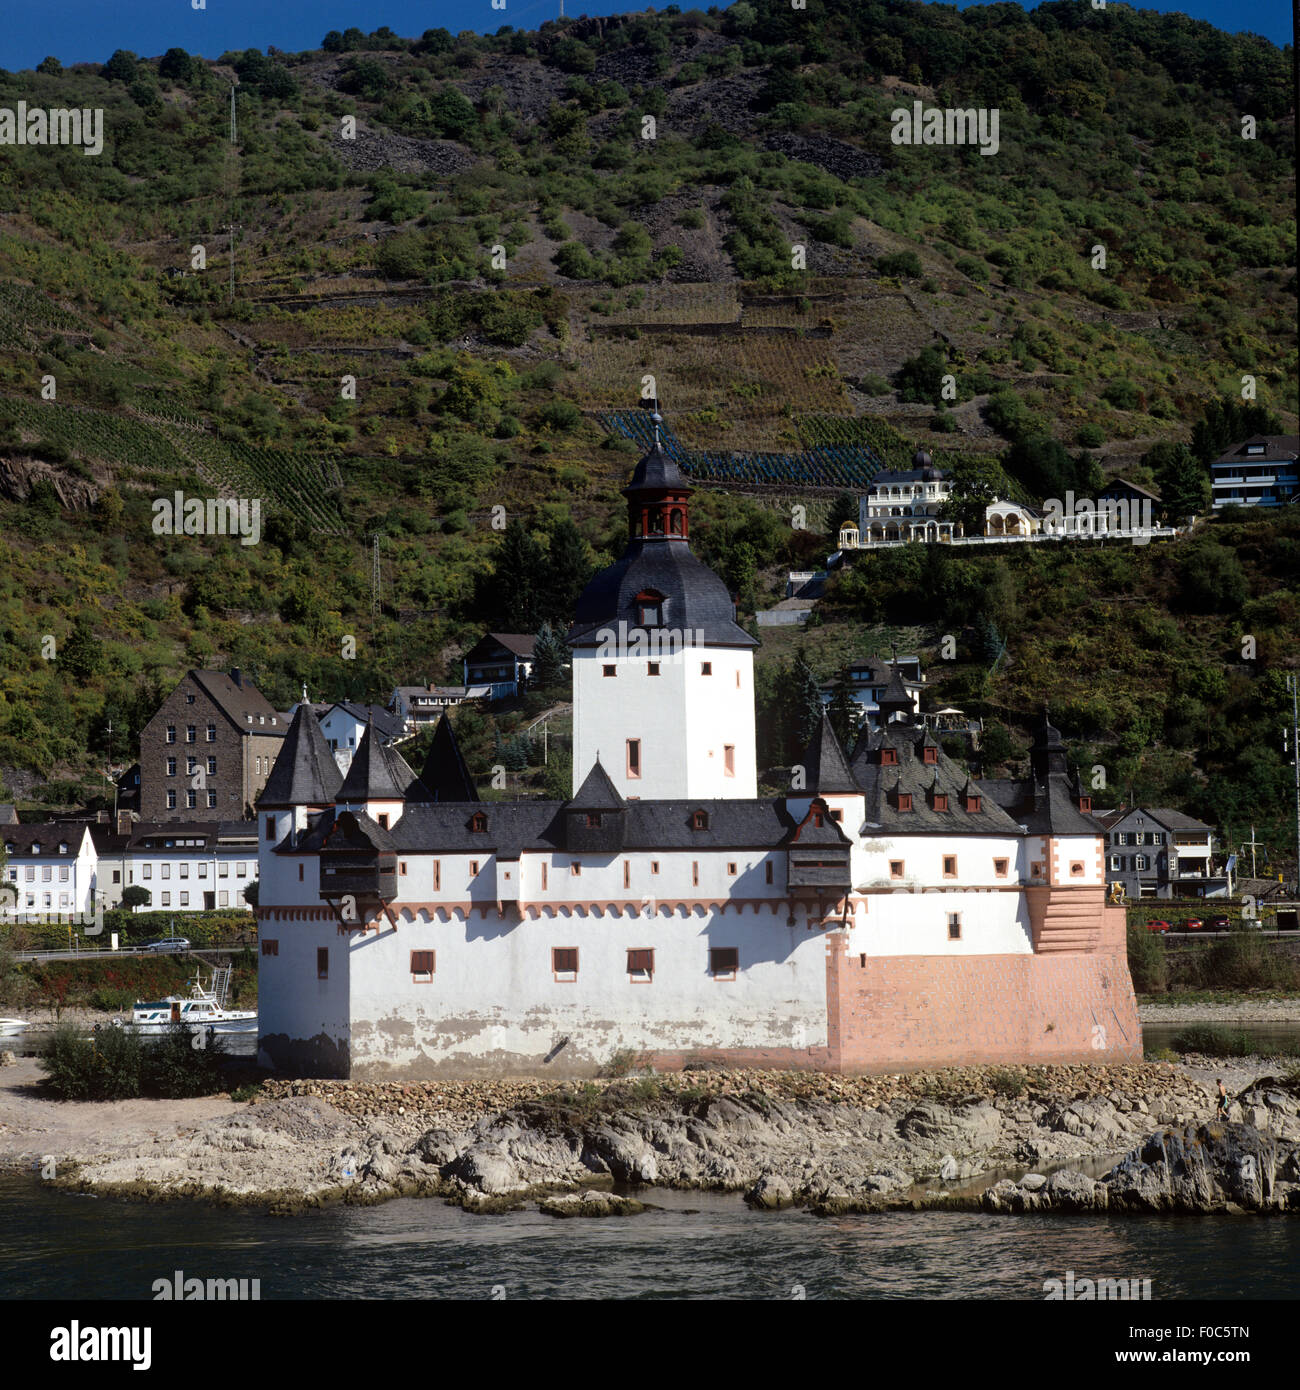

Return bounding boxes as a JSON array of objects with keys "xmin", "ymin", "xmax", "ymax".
[
  {"xmin": 994, "ymin": 858, "xmax": 1009, "ymax": 878},
  {"xmin": 628, "ymin": 948, "xmax": 654, "ymax": 981},
  {"xmin": 647, "ymin": 662, "xmax": 660, "ymax": 676},
  {"xmin": 701, "ymin": 662, "xmax": 712, "ymax": 676},
  {"xmin": 261, "ymin": 939, "xmax": 278, "ymax": 957},
  {"xmin": 727, "ymin": 862, "xmax": 737, "ymax": 875},
  {"xmin": 552, "ymin": 947, "xmax": 578, "ymax": 980},
  {"xmin": 709, "ymin": 947, "xmax": 739, "ymax": 980},
  {"xmin": 1070, "ymin": 860, "xmax": 1085, "ymax": 877},
  {"xmin": 880, "ymin": 748, "xmax": 897, "ymax": 766},
  {"xmin": 943, "ymin": 855, "xmax": 957, "ymax": 878},
  {"xmin": 890, "ymin": 860, "xmax": 905, "ymax": 880},
  {"xmin": 411, "ymin": 950, "xmax": 435, "ymax": 981},
  {"xmin": 603, "ymin": 665, "xmax": 617, "ymax": 677}
]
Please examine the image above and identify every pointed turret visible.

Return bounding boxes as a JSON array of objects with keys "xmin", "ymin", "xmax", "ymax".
[
  {"xmin": 1030, "ymin": 705, "xmax": 1069, "ymax": 781},
  {"xmin": 570, "ymin": 757, "xmax": 627, "ymax": 809},
  {"xmin": 565, "ymin": 756, "xmax": 626, "ymax": 851},
  {"xmin": 418, "ymin": 713, "xmax": 478, "ymax": 802},
  {"xmin": 258, "ymin": 704, "xmax": 343, "ymax": 809},
  {"xmin": 876, "ymin": 662, "xmax": 915, "ymax": 724},
  {"xmin": 793, "ymin": 713, "xmax": 857, "ymax": 795},
  {"xmin": 337, "ymin": 721, "xmax": 428, "ymax": 805}
]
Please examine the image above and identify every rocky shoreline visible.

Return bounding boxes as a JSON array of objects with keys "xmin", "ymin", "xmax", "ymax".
[{"xmin": 7, "ymin": 1059, "xmax": 1296, "ymax": 1219}]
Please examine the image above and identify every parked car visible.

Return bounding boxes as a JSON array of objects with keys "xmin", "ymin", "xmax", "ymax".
[
  {"xmin": 1145, "ymin": 919, "xmax": 1171, "ymax": 933},
  {"xmin": 1180, "ymin": 917, "xmax": 1205, "ymax": 932},
  {"xmin": 1208, "ymin": 915, "xmax": 1231, "ymax": 930},
  {"xmin": 144, "ymin": 936, "xmax": 191, "ymax": 953}
]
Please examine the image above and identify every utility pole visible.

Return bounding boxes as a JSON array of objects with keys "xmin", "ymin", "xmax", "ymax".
[
  {"xmin": 1287, "ymin": 673, "xmax": 1300, "ymax": 892},
  {"xmin": 1241, "ymin": 826, "xmax": 1264, "ymax": 880}
]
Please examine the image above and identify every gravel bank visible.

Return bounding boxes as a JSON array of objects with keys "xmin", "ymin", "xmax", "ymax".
[{"xmin": 1139, "ymin": 999, "xmax": 1300, "ymax": 1023}]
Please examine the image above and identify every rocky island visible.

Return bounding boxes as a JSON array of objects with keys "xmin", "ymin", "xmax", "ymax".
[{"xmin": 3, "ymin": 1054, "xmax": 1297, "ymax": 1219}]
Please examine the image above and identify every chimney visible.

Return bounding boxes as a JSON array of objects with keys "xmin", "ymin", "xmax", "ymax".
[
  {"xmin": 117, "ymin": 809, "xmax": 132, "ymax": 836},
  {"xmin": 231, "ymin": 668, "xmax": 243, "ymax": 688}
]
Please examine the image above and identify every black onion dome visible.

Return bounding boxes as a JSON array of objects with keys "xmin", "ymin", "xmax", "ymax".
[
  {"xmin": 566, "ymin": 542, "xmax": 757, "ymax": 648},
  {"xmin": 623, "ymin": 443, "xmax": 691, "ymax": 496}
]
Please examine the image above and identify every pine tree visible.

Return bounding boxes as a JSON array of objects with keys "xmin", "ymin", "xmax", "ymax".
[
  {"xmin": 532, "ymin": 623, "xmax": 569, "ymax": 690},
  {"xmin": 478, "ymin": 518, "xmax": 544, "ymax": 630},
  {"xmin": 538, "ymin": 518, "xmax": 592, "ymax": 626},
  {"xmin": 788, "ymin": 649, "xmax": 824, "ymax": 760},
  {"xmin": 827, "ymin": 669, "xmax": 861, "ymax": 749}
]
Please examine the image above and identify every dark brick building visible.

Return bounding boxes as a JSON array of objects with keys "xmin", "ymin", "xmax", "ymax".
[{"xmin": 139, "ymin": 669, "xmax": 286, "ymax": 822}]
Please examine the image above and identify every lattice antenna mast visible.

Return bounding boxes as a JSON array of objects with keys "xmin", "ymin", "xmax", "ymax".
[{"xmin": 371, "ymin": 534, "xmax": 382, "ymax": 615}]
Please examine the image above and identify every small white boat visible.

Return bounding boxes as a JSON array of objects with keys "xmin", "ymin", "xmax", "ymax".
[
  {"xmin": 0, "ymin": 1017, "xmax": 28, "ymax": 1038},
  {"xmin": 114, "ymin": 966, "xmax": 256, "ymax": 1037}
]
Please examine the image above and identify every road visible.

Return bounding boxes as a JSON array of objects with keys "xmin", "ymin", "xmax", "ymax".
[{"xmin": 11, "ymin": 945, "xmax": 254, "ymax": 963}]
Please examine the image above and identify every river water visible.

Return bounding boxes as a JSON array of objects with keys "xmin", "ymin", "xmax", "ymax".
[{"xmin": 2, "ymin": 1173, "xmax": 1298, "ymax": 1301}]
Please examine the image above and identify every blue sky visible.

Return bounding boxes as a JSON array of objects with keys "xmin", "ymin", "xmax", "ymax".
[{"xmin": 0, "ymin": 0, "xmax": 1290, "ymax": 72}]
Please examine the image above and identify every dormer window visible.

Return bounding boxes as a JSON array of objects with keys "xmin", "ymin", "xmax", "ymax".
[
  {"xmin": 58, "ymin": 843, "xmax": 68, "ymax": 854},
  {"xmin": 923, "ymin": 745, "xmax": 938, "ymax": 765},
  {"xmin": 897, "ymin": 793, "xmax": 913, "ymax": 813},
  {"xmin": 585, "ymin": 813, "xmax": 601, "ymax": 828},
  {"xmin": 470, "ymin": 812, "xmax": 487, "ymax": 833},
  {"xmin": 880, "ymin": 748, "xmax": 898, "ymax": 766},
  {"xmin": 812, "ymin": 809, "xmax": 824, "ymax": 828},
  {"xmin": 636, "ymin": 591, "xmax": 664, "ymax": 628},
  {"xmin": 1078, "ymin": 796, "xmax": 1092, "ymax": 813},
  {"xmin": 965, "ymin": 795, "xmax": 982, "ymax": 814},
  {"xmin": 31, "ymin": 842, "xmax": 41, "ymax": 854},
  {"xmin": 691, "ymin": 810, "xmax": 709, "ymax": 831},
  {"xmin": 933, "ymin": 794, "xmax": 948, "ymax": 812}
]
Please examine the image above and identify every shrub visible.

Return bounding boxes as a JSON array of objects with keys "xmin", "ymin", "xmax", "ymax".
[
  {"xmin": 40, "ymin": 1024, "xmax": 142, "ymax": 1100},
  {"xmin": 877, "ymin": 250, "xmax": 923, "ymax": 278},
  {"xmin": 1126, "ymin": 924, "xmax": 1168, "ymax": 994},
  {"xmin": 986, "ymin": 1065, "xmax": 1028, "ymax": 1098},
  {"xmin": 140, "ymin": 1025, "xmax": 229, "ymax": 1098},
  {"xmin": 1170, "ymin": 1024, "xmax": 1255, "ymax": 1057},
  {"xmin": 1076, "ymin": 423, "xmax": 1105, "ymax": 447}
]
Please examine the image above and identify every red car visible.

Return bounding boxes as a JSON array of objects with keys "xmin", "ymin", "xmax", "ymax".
[
  {"xmin": 1146, "ymin": 919, "xmax": 1171, "ymax": 933},
  {"xmin": 1208, "ymin": 916, "xmax": 1231, "ymax": 930},
  {"xmin": 1180, "ymin": 917, "xmax": 1205, "ymax": 932}
]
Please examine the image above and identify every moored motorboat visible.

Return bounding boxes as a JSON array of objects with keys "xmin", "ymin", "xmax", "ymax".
[
  {"xmin": 0, "ymin": 1017, "xmax": 28, "ymax": 1038},
  {"xmin": 114, "ymin": 966, "xmax": 256, "ymax": 1037}
]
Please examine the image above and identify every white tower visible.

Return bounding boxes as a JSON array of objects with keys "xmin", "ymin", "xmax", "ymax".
[{"xmin": 566, "ymin": 417, "xmax": 758, "ymax": 800}]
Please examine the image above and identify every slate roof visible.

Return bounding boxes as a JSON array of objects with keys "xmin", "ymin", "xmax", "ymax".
[
  {"xmin": 418, "ymin": 714, "xmax": 479, "ymax": 802},
  {"xmin": 570, "ymin": 759, "xmax": 627, "ymax": 809},
  {"xmin": 320, "ymin": 809, "xmax": 399, "ymax": 854},
  {"xmin": 0, "ymin": 823, "xmax": 90, "ymax": 855},
  {"xmin": 1095, "ymin": 806, "xmax": 1213, "ymax": 834},
  {"xmin": 876, "ymin": 664, "xmax": 915, "ymax": 718},
  {"xmin": 850, "ymin": 722, "xmax": 1022, "ymax": 835},
  {"xmin": 982, "ymin": 774, "xmax": 1100, "ymax": 836},
  {"xmin": 623, "ymin": 443, "xmax": 690, "ymax": 495},
  {"xmin": 566, "ymin": 443, "xmax": 755, "ymax": 650},
  {"xmin": 337, "ymin": 724, "xmax": 430, "ymax": 803},
  {"xmin": 1212, "ymin": 434, "xmax": 1300, "ymax": 465},
  {"xmin": 259, "ymin": 704, "xmax": 345, "ymax": 808},
  {"xmin": 189, "ymin": 669, "xmax": 285, "ymax": 736},
  {"xmin": 793, "ymin": 714, "xmax": 857, "ymax": 794},
  {"xmin": 566, "ymin": 541, "xmax": 757, "ymax": 649},
  {"xmin": 467, "ymin": 633, "xmax": 537, "ymax": 659}
]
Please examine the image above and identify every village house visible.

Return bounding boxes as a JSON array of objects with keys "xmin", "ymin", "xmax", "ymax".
[
  {"xmin": 1094, "ymin": 807, "xmax": 1228, "ymax": 900},
  {"xmin": 138, "ymin": 669, "xmax": 285, "ymax": 822},
  {"xmin": 254, "ymin": 425, "xmax": 1141, "ymax": 1080},
  {"xmin": 1210, "ymin": 435, "xmax": 1299, "ymax": 509}
]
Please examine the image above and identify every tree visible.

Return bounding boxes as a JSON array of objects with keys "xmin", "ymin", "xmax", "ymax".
[
  {"xmin": 826, "ymin": 670, "xmax": 860, "ymax": 749},
  {"xmin": 477, "ymin": 518, "xmax": 545, "ymax": 631},
  {"xmin": 940, "ymin": 455, "xmax": 1004, "ymax": 532},
  {"xmin": 1177, "ymin": 543, "xmax": 1247, "ymax": 614},
  {"xmin": 532, "ymin": 623, "xmax": 569, "ymax": 689},
  {"xmin": 158, "ymin": 48, "xmax": 195, "ymax": 82},
  {"xmin": 539, "ymin": 519, "xmax": 592, "ymax": 627},
  {"xmin": 121, "ymin": 885, "xmax": 151, "ymax": 913},
  {"xmin": 1191, "ymin": 395, "xmax": 1283, "ymax": 466},
  {"xmin": 36, "ymin": 55, "xmax": 62, "ymax": 76},
  {"xmin": 826, "ymin": 492, "xmax": 859, "ymax": 541},
  {"xmin": 788, "ymin": 649, "xmax": 824, "ymax": 761},
  {"xmin": 894, "ymin": 345, "xmax": 947, "ymax": 404},
  {"xmin": 242, "ymin": 881, "xmax": 259, "ymax": 908},
  {"xmin": 102, "ymin": 49, "xmax": 139, "ymax": 83},
  {"xmin": 1142, "ymin": 440, "xmax": 1208, "ymax": 519},
  {"xmin": 60, "ymin": 613, "xmax": 103, "ymax": 682}
]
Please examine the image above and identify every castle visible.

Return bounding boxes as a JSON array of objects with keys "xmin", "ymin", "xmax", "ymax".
[{"xmin": 255, "ymin": 430, "xmax": 1142, "ymax": 1078}]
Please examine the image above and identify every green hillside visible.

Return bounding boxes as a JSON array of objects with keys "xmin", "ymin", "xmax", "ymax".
[{"xmin": 0, "ymin": 2, "xmax": 1294, "ymax": 863}]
